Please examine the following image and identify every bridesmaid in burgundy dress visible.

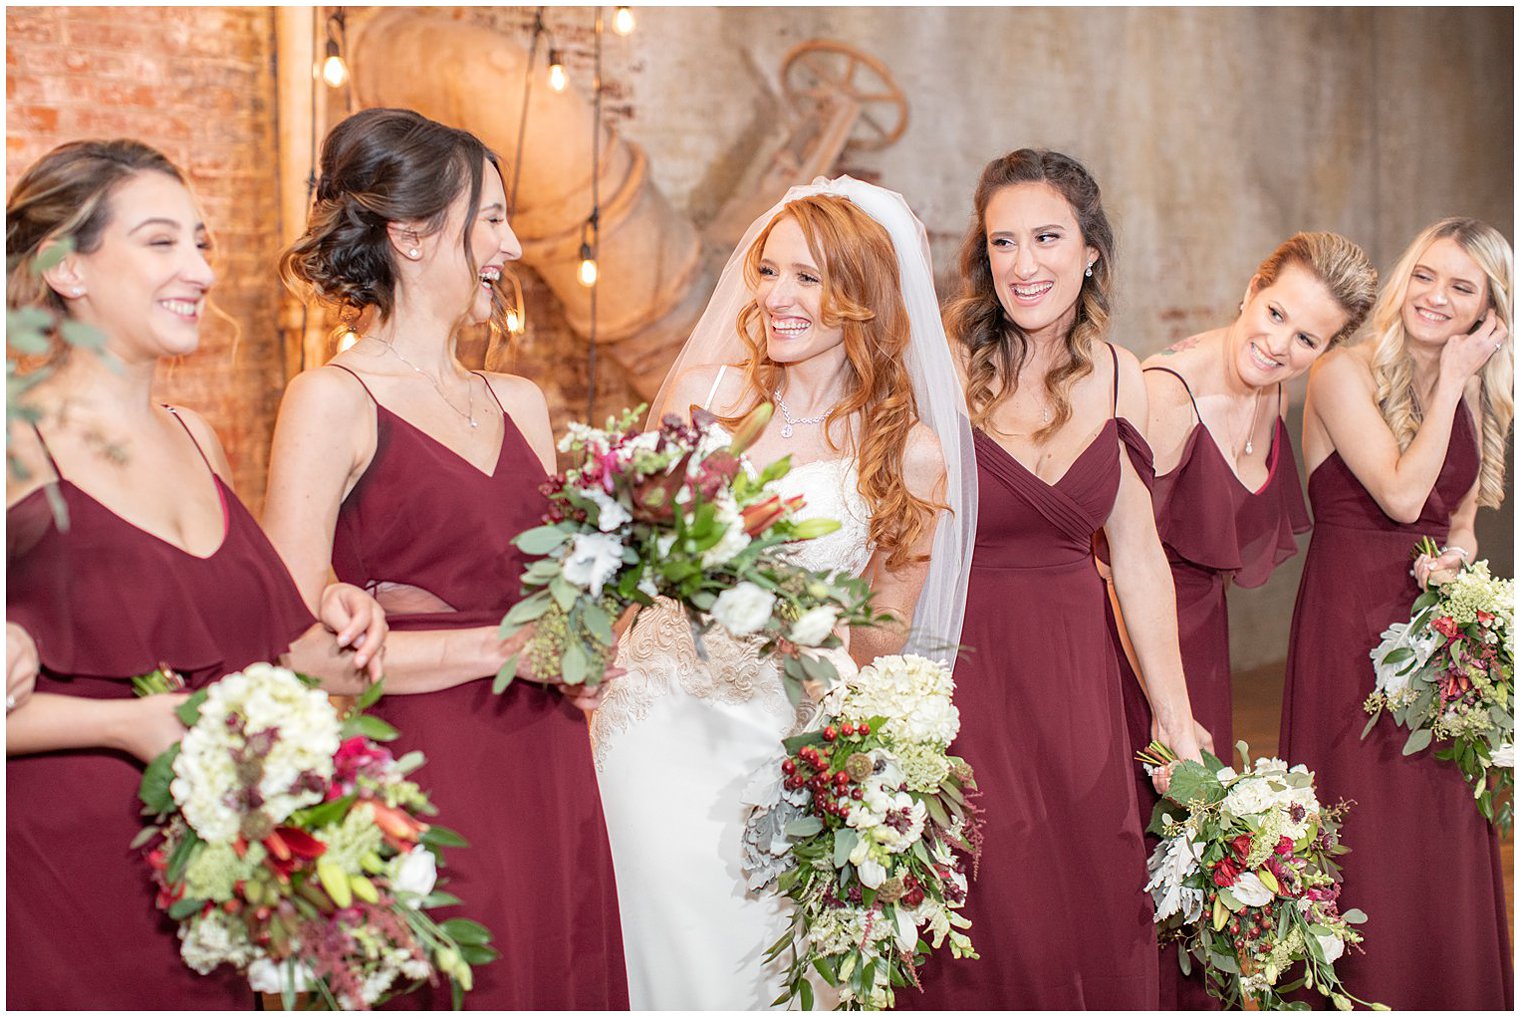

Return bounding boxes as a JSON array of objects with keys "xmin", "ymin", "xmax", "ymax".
[
  {"xmin": 1279, "ymin": 218, "xmax": 1512, "ymax": 1009},
  {"xmin": 264, "ymin": 108, "xmax": 628, "ymax": 1009},
  {"xmin": 1110, "ymin": 232, "xmax": 1376, "ymax": 1008},
  {"xmin": 903, "ymin": 149, "xmax": 1206, "ymax": 1010},
  {"xmin": 5, "ymin": 141, "xmax": 384, "ymax": 1008}
]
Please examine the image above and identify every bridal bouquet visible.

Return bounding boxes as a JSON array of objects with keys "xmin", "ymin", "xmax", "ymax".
[
  {"xmin": 134, "ymin": 664, "xmax": 493, "ymax": 1010},
  {"xmin": 741, "ymin": 655, "xmax": 982, "ymax": 1010},
  {"xmin": 1136, "ymin": 741, "xmax": 1381, "ymax": 1011},
  {"xmin": 498, "ymin": 403, "xmax": 879, "ymax": 702},
  {"xmin": 1364, "ymin": 537, "xmax": 1514, "ymax": 831}
]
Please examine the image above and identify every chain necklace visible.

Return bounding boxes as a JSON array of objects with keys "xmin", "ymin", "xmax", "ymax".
[
  {"xmin": 1228, "ymin": 387, "xmax": 1264, "ymax": 457},
  {"xmin": 378, "ymin": 338, "xmax": 478, "ymax": 429},
  {"xmin": 773, "ymin": 384, "xmax": 833, "ymax": 440}
]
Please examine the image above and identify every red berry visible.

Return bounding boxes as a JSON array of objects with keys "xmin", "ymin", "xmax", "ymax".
[
  {"xmin": 834, "ymin": 771, "xmax": 851, "ymax": 787},
  {"xmin": 823, "ymin": 726, "xmax": 838, "ymax": 742},
  {"xmin": 852, "ymin": 788, "xmax": 863, "ymax": 800},
  {"xmin": 842, "ymin": 722, "xmax": 855, "ymax": 736},
  {"xmin": 858, "ymin": 723, "xmax": 871, "ymax": 736},
  {"xmin": 781, "ymin": 759, "xmax": 796, "ymax": 775}
]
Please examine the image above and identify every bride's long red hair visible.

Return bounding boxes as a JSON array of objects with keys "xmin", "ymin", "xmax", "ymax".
[{"xmin": 726, "ymin": 195, "xmax": 940, "ymax": 572}]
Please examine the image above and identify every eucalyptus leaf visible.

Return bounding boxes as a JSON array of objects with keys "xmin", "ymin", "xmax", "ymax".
[
  {"xmin": 513, "ymin": 525, "xmax": 572, "ymax": 555},
  {"xmin": 1402, "ymin": 728, "xmax": 1433, "ymax": 756}
]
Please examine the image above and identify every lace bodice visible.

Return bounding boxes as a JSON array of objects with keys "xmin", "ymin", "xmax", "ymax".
[{"xmin": 590, "ymin": 458, "xmax": 872, "ymax": 767}]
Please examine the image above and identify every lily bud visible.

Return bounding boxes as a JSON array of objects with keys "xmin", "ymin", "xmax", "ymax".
[
  {"xmin": 790, "ymin": 517, "xmax": 842, "ymax": 541},
  {"xmin": 730, "ymin": 402, "xmax": 775, "ymax": 455},
  {"xmin": 740, "ymin": 495, "xmax": 785, "ymax": 536}
]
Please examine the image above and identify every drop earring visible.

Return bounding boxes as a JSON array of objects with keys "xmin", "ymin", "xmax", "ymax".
[{"xmin": 1084, "ymin": 262, "xmax": 1094, "ymax": 278}]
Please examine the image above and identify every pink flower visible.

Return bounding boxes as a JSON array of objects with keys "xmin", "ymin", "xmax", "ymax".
[
  {"xmin": 1275, "ymin": 836, "xmax": 1294, "ymax": 856},
  {"xmin": 331, "ymin": 736, "xmax": 393, "ymax": 797}
]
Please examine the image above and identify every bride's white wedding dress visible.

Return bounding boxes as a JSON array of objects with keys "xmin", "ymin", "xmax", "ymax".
[{"xmin": 591, "ymin": 457, "xmax": 873, "ymax": 1009}]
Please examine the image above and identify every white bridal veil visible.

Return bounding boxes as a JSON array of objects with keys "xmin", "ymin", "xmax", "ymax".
[{"xmin": 650, "ymin": 175, "xmax": 978, "ymax": 665}]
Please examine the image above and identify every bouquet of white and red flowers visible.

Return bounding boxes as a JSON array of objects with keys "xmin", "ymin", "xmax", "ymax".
[
  {"xmin": 1136, "ymin": 741, "xmax": 1381, "ymax": 1011},
  {"xmin": 741, "ymin": 654, "xmax": 982, "ymax": 1010},
  {"xmin": 1365, "ymin": 537, "xmax": 1514, "ymax": 831},
  {"xmin": 498, "ymin": 404, "xmax": 880, "ymax": 702},
  {"xmin": 135, "ymin": 664, "xmax": 492, "ymax": 1010}
]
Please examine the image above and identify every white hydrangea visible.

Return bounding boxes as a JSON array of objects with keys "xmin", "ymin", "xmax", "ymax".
[
  {"xmin": 836, "ymin": 655, "xmax": 959, "ymax": 747},
  {"xmin": 582, "ymin": 487, "xmax": 631, "ymax": 532},
  {"xmin": 561, "ymin": 532, "xmax": 625, "ymax": 598},
  {"xmin": 179, "ymin": 910, "xmax": 259, "ymax": 975},
  {"xmin": 172, "ymin": 664, "xmax": 341, "ymax": 844}
]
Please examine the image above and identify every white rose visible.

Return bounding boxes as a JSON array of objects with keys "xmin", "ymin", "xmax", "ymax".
[
  {"xmin": 787, "ymin": 605, "xmax": 839, "ymax": 647},
  {"xmin": 1230, "ymin": 871, "xmax": 1275, "ymax": 908},
  {"xmin": 561, "ymin": 532, "xmax": 625, "ymax": 598},
  {"xmin": 392, "ymin": 847, "xmax": 438, "ymax": 902},
  {"xmin": 583, "ymin": 488, "xmax": 631, "ymax": 532},
  {"xmin": 248, "ymin": 958, "xmax": 313, "ymax": 994},
  {"xmin": 1316, "ymin": 933, "xmax": 1345, "ymax": 964},
  {"xmin": 710, "ymin": 582, "xmax": 776, "ymax": 637}
]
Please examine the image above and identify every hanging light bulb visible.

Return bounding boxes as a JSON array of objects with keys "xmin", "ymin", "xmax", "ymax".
[
  {"xmin": 547, "ymin": 49, "xmax": 568, "ymax": 92},
  {"xmin": 320, "ymin": 39, "xmax": 349, "ymax": 88},
  {"xmin": 578, "ymin": 242, "xmax": 598, "ymax": 287},
  {"xmin": 612, "ymin": 6, "xmax": 635, "ymax": 35}
]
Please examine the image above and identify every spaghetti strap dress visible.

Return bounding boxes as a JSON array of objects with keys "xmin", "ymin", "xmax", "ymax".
[
  {"xmin": 903, "ymin": 344, "xmax": 1160, "ymax": 1009},
  {"xmin": 1278, "ymin": 401, "xmax": 1511, "ymax": 1009},
  {"xmin": 1113, "ymin": 369, "xmax": 1310, "ymax": 1008},
  {"xmin": 326, "ymin": 366, "xmax": 628, "ymax": 1010},
  {"xmin": 6, "ymin": 408, "xmax": 315, "ymax": 1009}
]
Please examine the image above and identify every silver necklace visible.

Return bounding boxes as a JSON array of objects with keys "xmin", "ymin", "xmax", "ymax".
[
  {"xmin": 1229, "ymin": 387, "xmax": 1264, "ymax": 456},
  {"xmin": 379, "ymin": 339, "xmax": 478, "ymax": 428},
  {"xmin": 773, "ymin": 385, "xmax": 832, "ymax": 440}
]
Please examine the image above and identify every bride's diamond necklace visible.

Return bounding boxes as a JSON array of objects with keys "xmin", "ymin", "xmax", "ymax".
[
  {"xmin": 378, "ymin": 338, "xmax": 478, "ymax": 428},
  {"xmin": 773, "ymin": 385, "xmax": 833, "ymax": 440}
]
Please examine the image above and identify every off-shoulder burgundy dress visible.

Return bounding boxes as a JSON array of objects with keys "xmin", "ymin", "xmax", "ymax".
[
  {"xmin": 904, "ymin": 345, "xmax": 1160, "ymax": 1009},
  {"xmin": 327, "ymin": 366, "xmax": 627, "ymax": 1010},
  {"xmin": 1278, "ymin": 401, "xmax": 1511, "ymax": 1009},
  {"xmin": 6, "ymin": 409, "xmax": 315, "ymax": 1009},
  {"xmin": 1115, "ymin": 370, "xmax": 1310, "ymax": 1008}
]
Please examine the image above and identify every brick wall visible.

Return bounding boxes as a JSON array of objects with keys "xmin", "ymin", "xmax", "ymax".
[{"xmin": 7, "ymin": 6, "xmax": 286, "ymax": 509}]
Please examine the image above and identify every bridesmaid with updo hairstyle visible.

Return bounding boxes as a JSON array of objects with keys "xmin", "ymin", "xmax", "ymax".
[
  {"xmin": 264, "ymin": 107, "xmax": 628, "ymax": 1009},
  {"xmin": 904, "ymin": 148, "xmax": 1205, "ymax": 1010},
  {"xmin": 1280, "ymin": 218, "xmax": 1512, "ymax": 1009},
  {"xmin": 1111, "ymin": 231, "xmax": 1377, "ymax": 1009},
  {"xmin": 6, "ymin": 139, "xmax": 384, "ymax": 1008}
]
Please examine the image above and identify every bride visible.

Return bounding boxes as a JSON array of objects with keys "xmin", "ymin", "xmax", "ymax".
[{"xmin": 590, "ymin": 177, "xmax": 976, "ymax": 1009}]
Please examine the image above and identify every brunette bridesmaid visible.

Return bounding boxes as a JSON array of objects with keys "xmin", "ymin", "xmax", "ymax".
[
  {"xmin": 6, "ymin": 140, "xmax": 384, "ymax": 1008},
  {"xmin": 903, "ymin": 149, "xmax": 1206, "ymax": 1010},
  {"xmin": 263, "ymin": 108, "xmax": 628, "ymax": 1009},
  {"xmin": 1279, "ymin": 218, "xmax": 1512, "ymax": 1009},
  {"xmin": 1111, "ymin": 232, "xmax": 1377, "ymax": 1008}
]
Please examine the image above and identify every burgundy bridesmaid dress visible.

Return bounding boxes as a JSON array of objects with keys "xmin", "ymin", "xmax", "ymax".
[
  {"xmin": 6, "ymin": 409, "xmax": 315, "ymax": 1009},
  {"xmin": 904, "ymin": 345, "xmax": 1160, "ymax": 1009},
  {"xmin": 1115, "ymin": 370, "xmax": 1310, "ymax": 1009},
  {"xmin": 327, "ymin": 366, "xmax": 628, "ymax": 1010},
  {"xmin": 1278, "ymin": 402, "xmax": 1511, "ymax": 1009}
]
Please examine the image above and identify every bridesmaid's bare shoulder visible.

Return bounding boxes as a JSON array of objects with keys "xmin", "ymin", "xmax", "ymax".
[{"xmin": 1308, "ymin": 343, "xmax": 1376, "ymax": 399}]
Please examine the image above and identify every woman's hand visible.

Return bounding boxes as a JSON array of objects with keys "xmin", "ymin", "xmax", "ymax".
[
  {"xmin": 1439, "ymin": 309, "xmax": 1507, "ymax": 384},
  {"xmin": 119, "ymin": 692, "xmax": 190, "ymax": 764},
  {"xmin": 1413, "ymin": 548, "xmax": 1466, "ymax": 589},
  {"xmin": 1150, "ymin": 712, "xmax": 1206, "ymax": 795},
  {"xmin": 319, "ymin": 582, "xmax": 388, "ymax": 680},
  {"xmin": 6, "ymin": 622, "xmax": 40, "ymax": 715}
]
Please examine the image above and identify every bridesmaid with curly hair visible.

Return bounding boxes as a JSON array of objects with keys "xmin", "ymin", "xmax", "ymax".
[{"xmin": 904, "ymin": 148, "xmax": 1205, "ymax": 1009}]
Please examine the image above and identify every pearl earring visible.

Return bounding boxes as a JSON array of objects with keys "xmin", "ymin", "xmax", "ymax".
[
  {"xmin": 407, "ymin": 247, "xmax": 420, "ymax": 260},
  {"xmin": 71, "ymin": 286, "xmax": 83, "ymax": 296}
]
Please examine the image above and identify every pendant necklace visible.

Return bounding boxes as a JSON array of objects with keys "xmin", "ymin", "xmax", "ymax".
[
  {"xmin": 379, "ymin": 338, "xmax": 478, "ymax": 429},
  {"xmin": 774, "ymin": 385, "xmax": 832, "ymax": 440}
]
